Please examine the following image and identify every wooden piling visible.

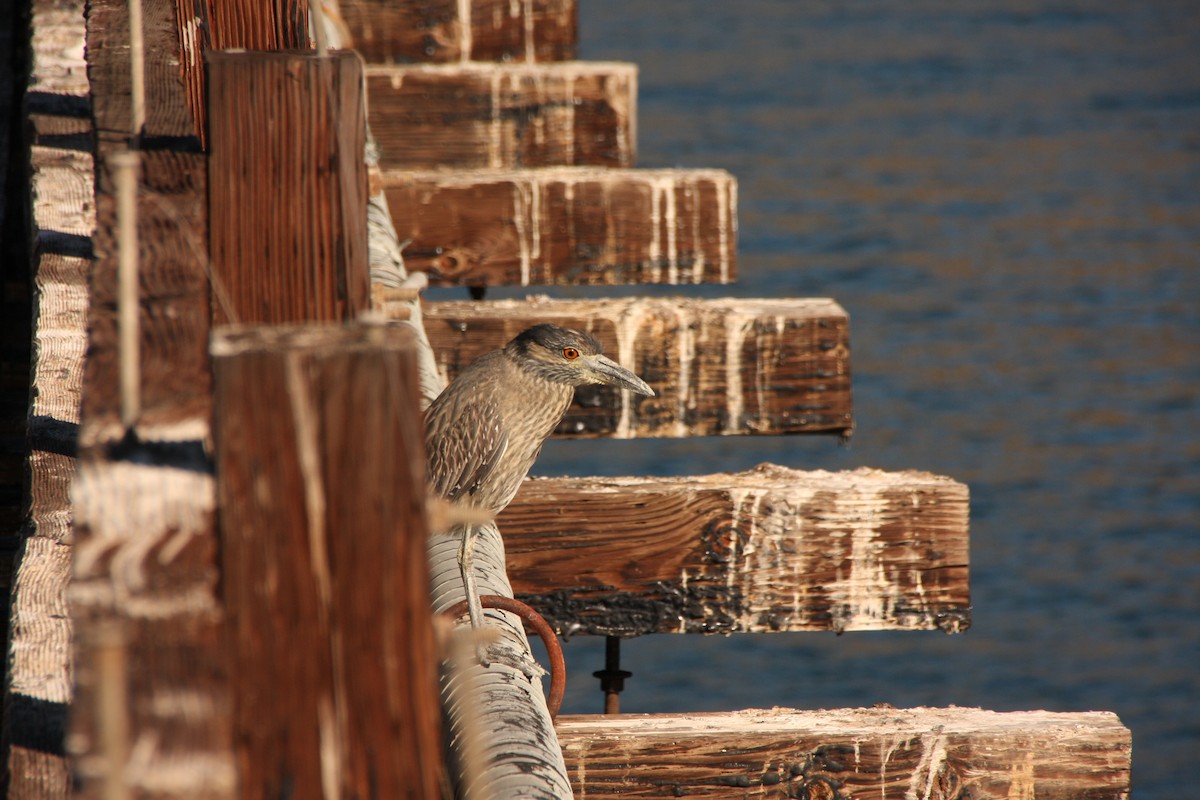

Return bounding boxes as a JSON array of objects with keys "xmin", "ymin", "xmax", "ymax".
[
  {"xmin": 175, "ymin": 0, "xmax": 313, "ymax": 148},
  {"xmin": 211, "ymin": 323, "xmax": 443, "ymax": 799},
  {"xmin": 207, "ymin": 50, "xmax": 371, "ymax": 325},
  {"xmin": 70, "ymin": 0, "xmax": 234, "ymax": 796},
  {"xmin": 80, "ymin": 0, "xmax": 215, "ymax": 443}
]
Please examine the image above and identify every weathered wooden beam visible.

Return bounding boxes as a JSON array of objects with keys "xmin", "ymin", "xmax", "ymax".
[
  {"xmin": 383, "ymin": 167, "xmax": 736, "ymax": 286},
  {"xmin": 207, "ymin": 50, "xmax": 370, "ymax": 326},
  {"xmin": 212, "ymin": 323, "xmax": 444, "ymax": 798},
  {"xmin": 500, "ymin": 467, "xmax": 968, "ymax": 635},
  {"xmin": 556, "ymin": 707, "xmax": 1132, "ymax": 799},
  {"xmin": 334, "ymin": 0, "xmax": 576, "ymax": 64},
  {"xmin": 424, "ymin": 297, "xmax": 852, "ymax": 438},
  {"xmin": 366, "ymin": 62, "xmax": 636, "ymax": 169}
]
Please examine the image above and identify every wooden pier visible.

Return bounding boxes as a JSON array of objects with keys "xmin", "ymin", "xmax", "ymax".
[{"xmin": 0, "ymin": 0, "xmax": 1132, "ymax": 798}]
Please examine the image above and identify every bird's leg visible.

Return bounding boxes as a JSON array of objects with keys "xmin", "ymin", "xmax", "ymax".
[{"xmin": 457, "ymin": 523, "xmax": 491, "ymax": 667}]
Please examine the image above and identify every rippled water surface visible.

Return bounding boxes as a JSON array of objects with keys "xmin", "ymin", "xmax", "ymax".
[{"xmin": 523, "ymin": 2, "xmax": 1200, "ymax": 797}]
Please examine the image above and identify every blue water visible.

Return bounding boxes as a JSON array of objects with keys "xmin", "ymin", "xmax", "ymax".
[{"xmin": 528, "ymin": 2, "xmax": 1200, "ymax": 797}]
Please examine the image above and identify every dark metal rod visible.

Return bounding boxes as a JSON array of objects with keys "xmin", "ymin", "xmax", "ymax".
[{"xmin": 594, "ymin": 635, "xmax": 632, "ymax": 714}]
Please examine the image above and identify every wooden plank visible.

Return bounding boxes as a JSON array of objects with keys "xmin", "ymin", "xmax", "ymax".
[
  {"xmin": 366, "ymin": 62, "xmax": 636, "ymax": 169},
  {"xmin": 207, "ymin": 50, "xmax": 370, "ymax": 326},
  {"xmin": 212, "ymin": 323, "xmax": 444, "ymax": 798},
  {"xmin": 499, "ymin": 467, "xmax": 968, "ymax": 635},
  {"xmin": 334, "ymin": 0, "xmax": 576, "ymax": 64},
  {"xmin": 556, "ymin": 707, "xmax": 1132, "ymax": 799},
  {"xmin": 383, "ymin": 166, "xmax": 736, "ymax": 286},
  {"xmin": 424, "ymin": 297, "xmax": 852, "ymax": 438}
]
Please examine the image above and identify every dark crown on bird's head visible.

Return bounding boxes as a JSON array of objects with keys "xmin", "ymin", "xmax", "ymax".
[
  {"xmin": 507, "ymin": 324, "xmax": 603, "ymax": 360},
  {"xmin": 505, "ymin": 324, "xmax": 605, "ymax": 384},
  {"xmin": 503, "ymin": 323, "xmax": 656, "ymax": 395}
]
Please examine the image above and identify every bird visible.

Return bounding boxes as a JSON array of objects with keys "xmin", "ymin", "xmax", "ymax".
[{"xmin": 425, "ymin": 324, "xmax": 655, "ymax": 663}]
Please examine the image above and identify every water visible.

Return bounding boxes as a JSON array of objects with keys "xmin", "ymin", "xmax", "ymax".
[{"xmin": 523, "ymin": 2, "xmax": 1200, "ymax": 797}]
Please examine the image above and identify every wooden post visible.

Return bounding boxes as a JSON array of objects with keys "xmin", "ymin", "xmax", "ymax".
[
  {"xmin": 175, "ymin": 0, "xmax": 312, "ymax": 148},
  {"xmin": 71, "ymin": 1, "xmax": 233, "ymax": 797},
  {"xmin": 207, "ymin": 50, "xmax": 370, "ymax": 325},
  {"xmin": 80, "ymin": 0, "xmax": 215, "ymax": 442},
  {"xmin": 211, "ymin": 323, "xmax": 443, "ymax": 799}
]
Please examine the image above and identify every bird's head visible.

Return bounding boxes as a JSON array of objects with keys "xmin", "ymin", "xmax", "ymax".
[{"xmin": 506, "ymin": 324, "xmax": 655, "ymax": 396}]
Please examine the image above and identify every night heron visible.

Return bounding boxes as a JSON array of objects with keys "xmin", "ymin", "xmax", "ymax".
[{"xmin": 425, "ymin": 324, "xmax": 655, "ymax": 663}]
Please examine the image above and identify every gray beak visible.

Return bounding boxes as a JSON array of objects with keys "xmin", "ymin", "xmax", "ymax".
[{"xmin": 587, "ymin": 354, "xmax": 656, "ymax": 397}]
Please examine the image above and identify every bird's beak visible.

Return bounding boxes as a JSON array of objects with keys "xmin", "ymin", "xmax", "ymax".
[{"xmin": 586, "ymin": 354, "xmax": 656, "ymax": 397}]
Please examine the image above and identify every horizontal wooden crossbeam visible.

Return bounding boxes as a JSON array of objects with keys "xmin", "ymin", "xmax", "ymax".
[
  {"xmin": 366, "ymin": 62, "xmax": 636, "ymax": 170},
  {"xmin": 556, "ymin": 707, "xmax": 1131, "ymax": 799},
  {"xmin": 335, "ymin": 0, "xmax": 576, "ymax": 64},
  {"xmin": 500, "ymin": 467, "xmax": 968, "ymax": 635},
  {"xmin": 423, "ymin": 297, "xmax": 850, "ymax": 438},
  {"xmin": 383, "ymin": 167, "xmax": 736, "ymax": 286}
]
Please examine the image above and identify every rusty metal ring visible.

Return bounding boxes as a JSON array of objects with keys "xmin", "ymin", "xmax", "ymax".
[{"xmin": 443, "ymin": 595, "xmax": 565, "ymax": 721}]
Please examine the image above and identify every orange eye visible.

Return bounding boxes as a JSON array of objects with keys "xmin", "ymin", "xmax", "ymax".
[{"xmin": 562, "ymin": 347, "xmax": 580, "ymax": 360}]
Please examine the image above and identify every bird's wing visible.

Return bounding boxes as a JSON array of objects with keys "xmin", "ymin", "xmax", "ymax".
[{"xmin": 425, "ymin": 393, "xmax": 509, "ymax": 505}]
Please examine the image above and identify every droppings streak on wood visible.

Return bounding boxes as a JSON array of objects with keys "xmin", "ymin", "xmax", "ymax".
[
  {"xmin": 841, "ymin": 491, "xmax": 895, "ymax": 630},
  {"xmin": 73, "ymin": 461, "xmax": 214, "ymax": 591},
  {"xmin": 523, "ymin": 0, "xmax": 535, "ymax": 61},
  {"xmin": 719, "ymin": 177, "xmax": 735, "ymax": 283},
  {"xmin": 674, "ymin": 308, "xmax": 695, "ymax": 437},
  {"xmin": 1007, "ymin": 751, "xmax": 1037, "ymax": 800},
  {"xmin": 123, "ymin": 751, "xmax": 236, "ymax": 794},
  {"xmin": 722, "ymin": 311, "xmax": 749, "ymax": 434},
  {"xmin": 612, "ymin": 303, "xmax": 646, "ymax": 439},
  {"xmin": 458, "ymin": 0, "xmax": 472, "ymax": 60},
  {"xmin": 488, "ymin": 70, "xmax": 501, "ymax": 166},
  {"xmin": 906, "ymin": 727, "xmax": 950, "ymax": 800}
]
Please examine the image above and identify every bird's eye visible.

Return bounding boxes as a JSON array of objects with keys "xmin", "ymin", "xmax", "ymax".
[{"xmin": 562, "ymin": 347, "xmax": 580, "ymax": 360}]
